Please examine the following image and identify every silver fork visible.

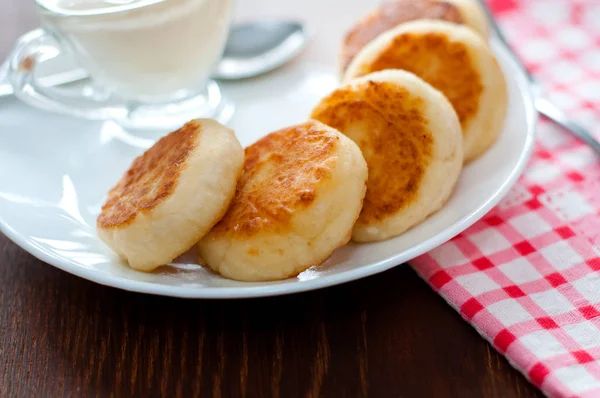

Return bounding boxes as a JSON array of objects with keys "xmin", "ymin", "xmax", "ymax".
[{"xmin": 477, "ymin": 0, "xmax": 600, "ymax": 155}]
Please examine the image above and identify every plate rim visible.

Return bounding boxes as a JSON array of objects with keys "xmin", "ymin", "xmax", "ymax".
[{"xmin": 0, "ymin": 40, "xmax": 537, "ymax": 299}]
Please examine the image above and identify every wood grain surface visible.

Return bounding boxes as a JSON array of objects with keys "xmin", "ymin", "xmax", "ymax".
[{"xmin": 0, "ymin": 233, "xmax": 543, "ymax": 398}]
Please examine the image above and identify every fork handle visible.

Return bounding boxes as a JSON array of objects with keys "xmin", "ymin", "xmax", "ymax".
[{"xmin": 536, "ymin": 97, "xmax": 600, "ymax": 155}]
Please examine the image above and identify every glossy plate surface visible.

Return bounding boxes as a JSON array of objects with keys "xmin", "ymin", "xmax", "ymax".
[{"xmin": 0, "ymin": 1, "xmax": 536, "ymax": 298}]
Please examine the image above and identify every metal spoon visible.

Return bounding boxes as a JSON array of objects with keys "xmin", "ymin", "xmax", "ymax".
[
  {"xmin": 213, "ymin": 20, "xmax": 307, "ymax": 80},
  {"xmin": 0, "ymin": 20, "xmax": 307, "ymax": 97}
]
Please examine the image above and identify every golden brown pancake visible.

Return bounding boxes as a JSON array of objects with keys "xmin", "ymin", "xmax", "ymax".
[
  {"xmin": 312, "ymin": 69, "xmax": 463, "ymax": 242},
  {"xmin": 97, "ymin": 119, "xmax": 244, "ymax": 271},
  {"xmin": 212, "ymin": 121, "xmax": 340, "ymax": 236},
  {"xmin": 341, "ymin": 0, "xmax": 463, "ymax": 72},
  {"xmin": 355, "ymin": 30, "xmax": 482, "ymax": 130},
  {"xmin": 98, "ymin": 120, "xmax": 200, "ymax": 229},
  {"xmin": 344, "ymin": 20, "xmax": 507, "ymax": 163},
  {"xmin": 198, "ymin": 120, "xmax": 368, "ymax": 281},
  {"xmin": 312, "ymin": 80, "xmax": 433, "ymax": 225}
]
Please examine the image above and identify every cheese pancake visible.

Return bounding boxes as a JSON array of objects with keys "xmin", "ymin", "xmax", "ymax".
[
  {"xmin": 197, "ymin": 120, "xmax": 368, "ymax": 281},
  {"xmin": 97, "ymin": 119, "xmax": 244, "ymax": 271},
  {"xmin": 341, "ymin": 0, "xmax": 464, "ymax": 72},
  {"xmin": 312, "ymin": 70, "xmax": 462, "ymax": 242},
  {"xmin": 344, "ymin": 20, "xmax": 507, "ymax": 162}
]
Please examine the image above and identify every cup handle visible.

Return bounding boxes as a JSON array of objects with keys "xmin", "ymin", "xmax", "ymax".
[{"xmin": 7, "ymin": 29, "xmax": 126, "ymax": 120}]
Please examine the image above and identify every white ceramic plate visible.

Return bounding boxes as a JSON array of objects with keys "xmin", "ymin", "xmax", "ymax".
[{"xmin": 0, "ymin": 1, "xmax": 536, "ymax": 298}]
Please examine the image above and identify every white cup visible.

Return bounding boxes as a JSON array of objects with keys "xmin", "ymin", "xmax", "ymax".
[{"xmin": 7, "ymin": 0, "xmax": 234, "ymax": 129}]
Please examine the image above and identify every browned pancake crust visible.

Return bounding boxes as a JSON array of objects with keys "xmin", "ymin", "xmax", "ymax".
[
  {"xmin": 312, "ymin": 81, "xmax": 433, "ymax": 224},
  {"xmin": 97, "ymin": 120, "xmax": 201, "ymax": 229},
  {"xmin": 342, "ymin": 0, "xmax": 463, "ymax": 71},
  {"xmin": 356, "ymin": 32, "xmax": 483, "ymax": 131},
  {"xmin": 211, "ymin": 121, "xmax": 339, "ymax": 237}
]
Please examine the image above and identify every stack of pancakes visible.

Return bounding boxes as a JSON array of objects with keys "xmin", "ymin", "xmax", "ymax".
[{"xmin": 97, "ymin": 0, "xmax": 507, "ymax": 282}]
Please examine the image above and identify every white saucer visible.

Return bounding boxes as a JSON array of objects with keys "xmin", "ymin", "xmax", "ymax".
[{"xmin": 0, "ymin": 23, "xmax": 536, "ymax": 298}]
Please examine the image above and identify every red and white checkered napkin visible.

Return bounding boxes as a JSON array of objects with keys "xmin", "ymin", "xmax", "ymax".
[{"xmin": 411, "ymin": 1, "xmax": 600, "ymax": 397}]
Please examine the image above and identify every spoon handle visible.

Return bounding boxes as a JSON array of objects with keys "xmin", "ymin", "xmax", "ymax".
[
  {"xmin": 477, "ymin": 0, "xmax": 600, "ymax": 155},
  {"xmin": 475, "ymin": 0, "xmax": 533, "ymax": 82},
  {"xmin": 536, "ymin": 97, "xmax": 600, "ymax": 155}
]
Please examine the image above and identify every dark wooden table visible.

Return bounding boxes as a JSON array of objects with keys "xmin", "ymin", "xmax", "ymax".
[{"xmin": 0, "ymin": 233, "xmax": 543, "ymax": 398}]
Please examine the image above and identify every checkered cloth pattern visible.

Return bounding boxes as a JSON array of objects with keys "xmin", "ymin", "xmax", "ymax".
[{"xmin": 411, "ymin": 1, "xmax": 600, "ymax": 397}]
